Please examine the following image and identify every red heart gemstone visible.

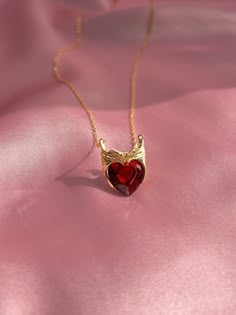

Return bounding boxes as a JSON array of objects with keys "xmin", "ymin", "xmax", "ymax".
[{"xmin": 106, "ymin": 160, "xmax": 145, "ymax": 196}]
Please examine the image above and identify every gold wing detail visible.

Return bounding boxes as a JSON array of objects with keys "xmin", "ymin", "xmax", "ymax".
[{"xmin": 100, "ymin": 135, "xmax": 146, "ymax": 170}]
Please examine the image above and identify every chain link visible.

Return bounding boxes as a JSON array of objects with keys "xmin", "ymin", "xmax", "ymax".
[{"xmin": 54, "ymin": 0, "xmax": 156, "ymax": 149}]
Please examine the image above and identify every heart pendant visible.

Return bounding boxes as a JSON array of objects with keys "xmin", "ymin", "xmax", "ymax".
[
  {"xmin": 100, "ymin": 135, "xmax": 146, "ymax": 196},
  {"xmin": 106, "ymin": 160, "xmax": 145, "ymax": 196}
]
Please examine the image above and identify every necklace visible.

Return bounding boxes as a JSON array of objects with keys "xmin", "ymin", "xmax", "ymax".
[{"xmin": 53, "ymin": 0, "xmax": 156, "ymax": 196}]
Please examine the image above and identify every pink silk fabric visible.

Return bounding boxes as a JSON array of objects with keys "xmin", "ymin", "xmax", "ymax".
[{"xmin": 0, "ymin": 0, "xmax": 236, "ymax": 314}]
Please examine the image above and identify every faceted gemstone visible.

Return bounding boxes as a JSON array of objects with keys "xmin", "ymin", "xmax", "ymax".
[{"xmin": 106, "ymin": 160, "xmax": 145, "ymax": 196}]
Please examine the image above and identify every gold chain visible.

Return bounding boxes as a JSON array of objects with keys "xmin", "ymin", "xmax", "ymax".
[{"xmin": 54, "ymin": 0, "xmax": 156, "ymax": 149}]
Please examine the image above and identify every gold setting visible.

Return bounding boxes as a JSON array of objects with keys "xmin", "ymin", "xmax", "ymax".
[
  {"xmin": 100, "ymin": 134, "xmax": 146, "ymax": 171},
  {"xmin": 100, "ymin": 135, "xmax": 146, "ymax": 191}
]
